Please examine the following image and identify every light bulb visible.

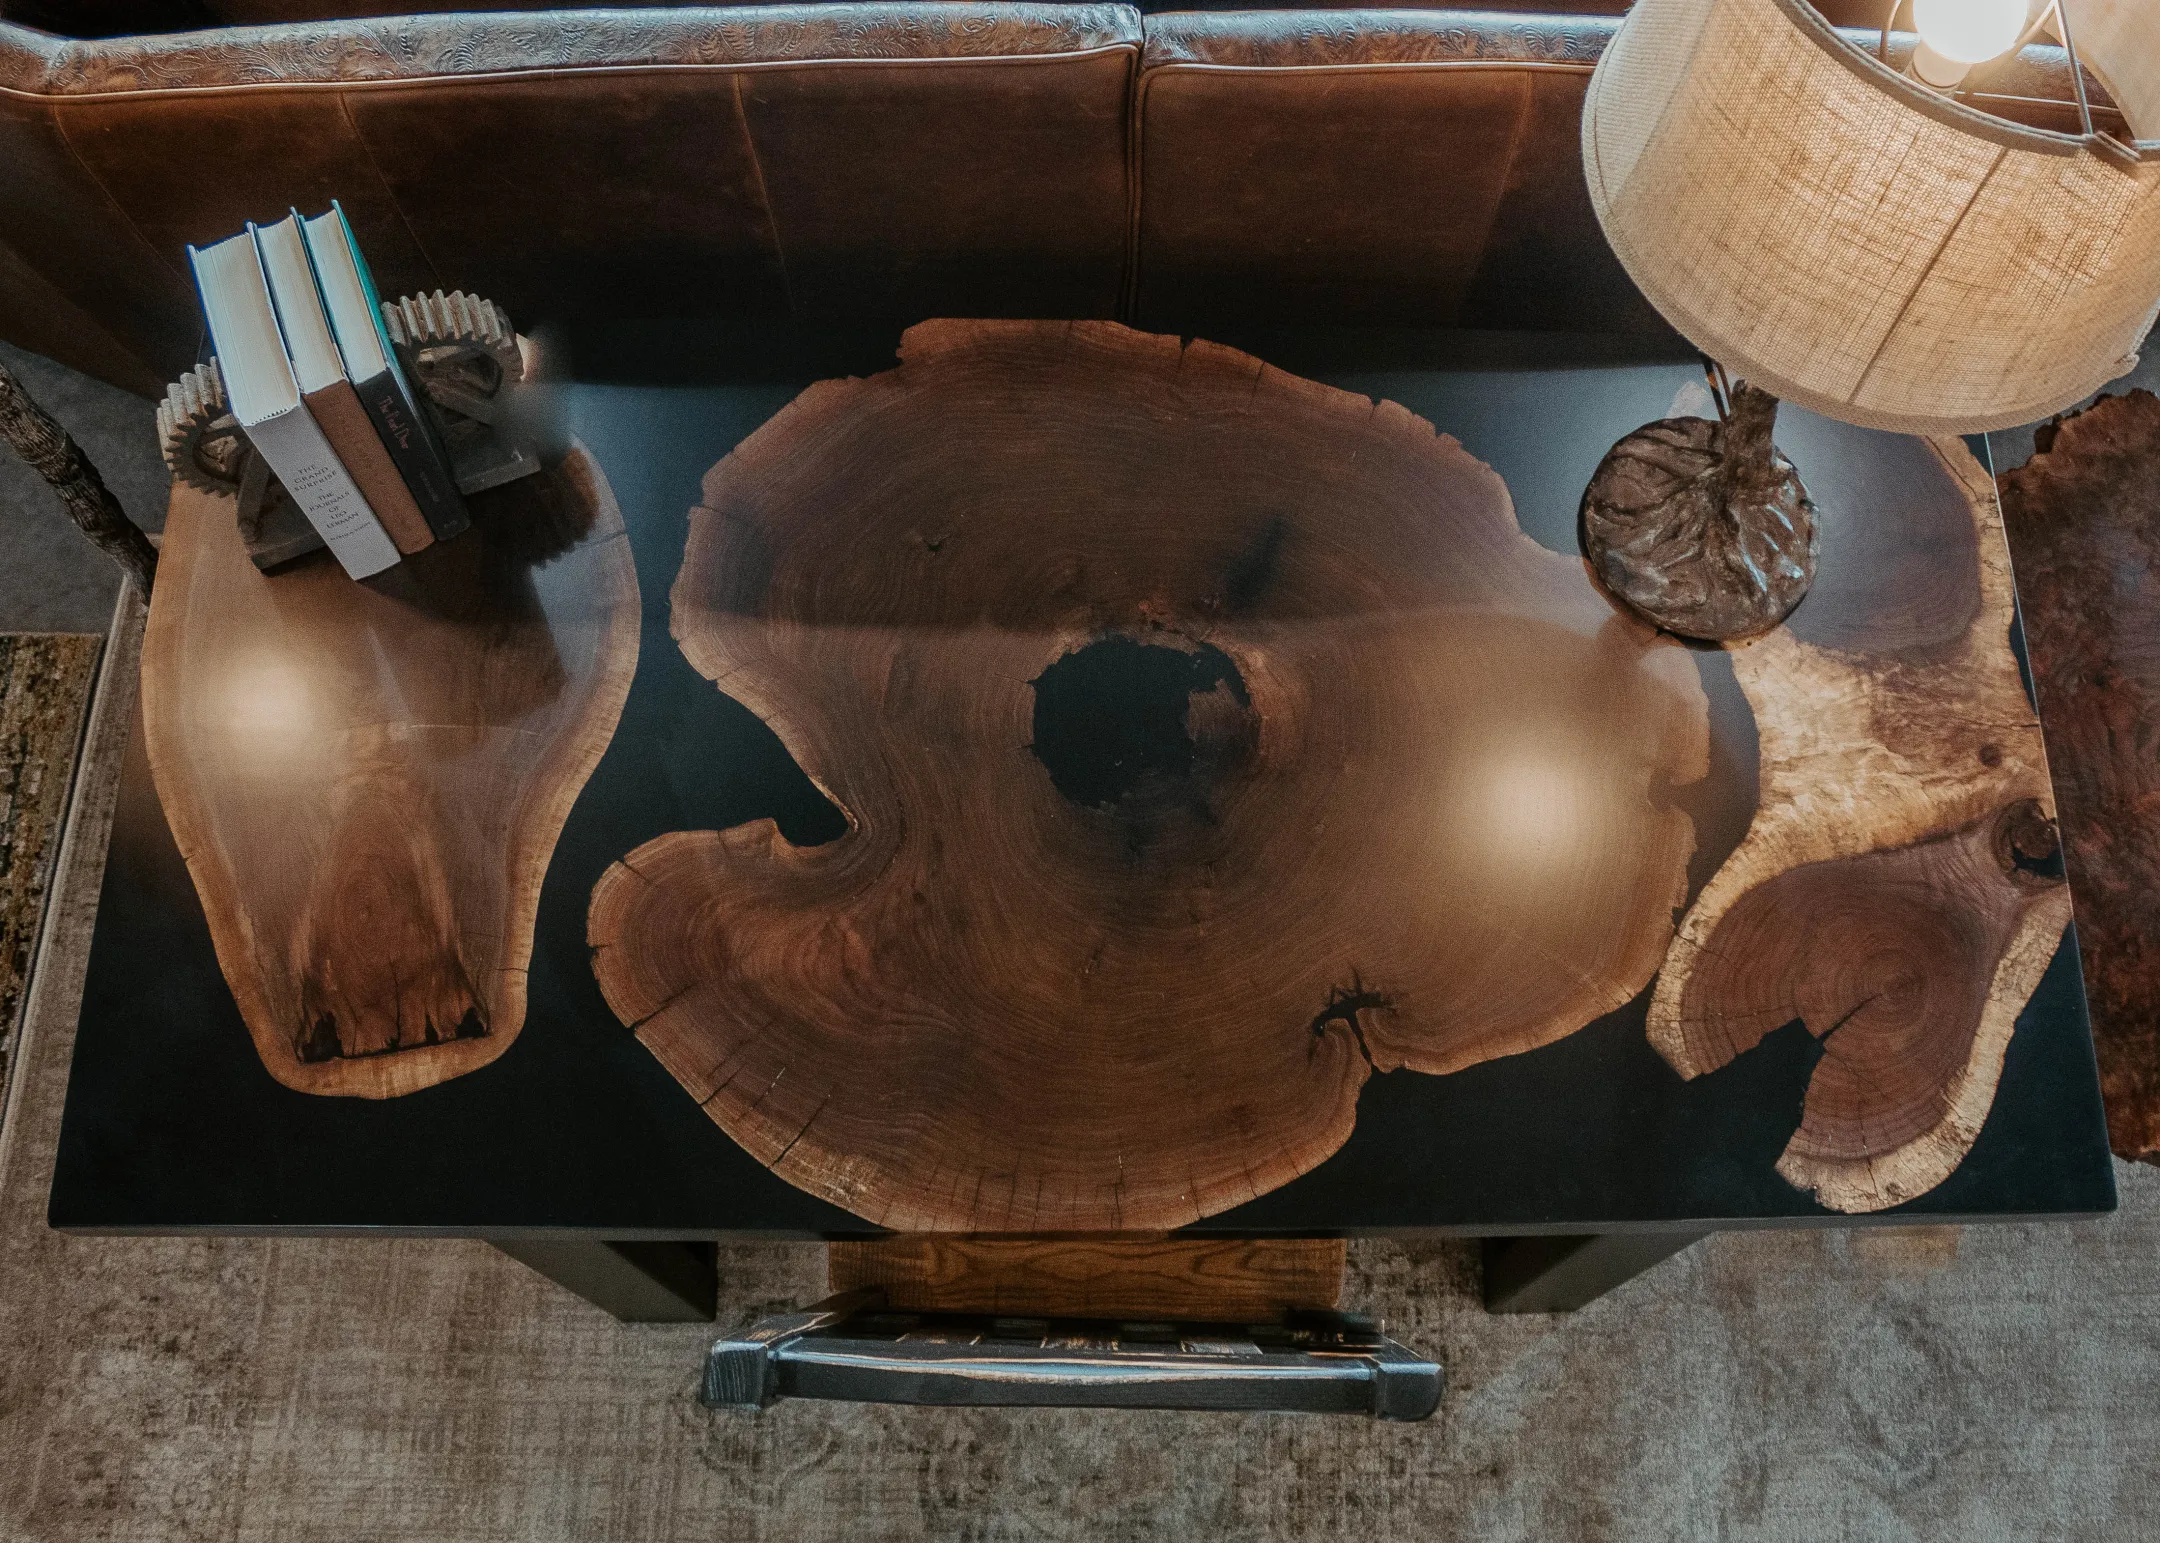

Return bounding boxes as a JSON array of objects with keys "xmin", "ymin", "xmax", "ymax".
[{"xmin": 1911, "ymin": 0, "xmax": 2029, "ymax": 65}]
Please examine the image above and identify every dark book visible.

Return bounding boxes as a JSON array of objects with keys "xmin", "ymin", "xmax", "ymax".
[
  {"xmin": 258, "ymin": 214, "xmax": 434, "ymax": 556},
  {"xmin": 302, "ymin": 203, "xmax": 470, "ymax": 540}
]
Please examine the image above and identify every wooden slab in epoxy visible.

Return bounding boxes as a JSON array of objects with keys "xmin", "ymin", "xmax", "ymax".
[
  {"xmin": 588, "ymin": 319, "xmax": 1712, "ymax": 1231},
  {"xmin": 50, "ymin": 324, "xmax": 2113, "ymax": 1242},
  {"xmin": 141, "ymin": 448, "xmax": 639, "ymax": 1098},
  {"xmin": 1650, "ymin": 440, "xmax": 2070, "ymax": 1213}
]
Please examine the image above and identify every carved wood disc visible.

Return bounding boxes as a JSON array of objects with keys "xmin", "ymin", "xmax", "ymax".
[
  {"xmin": 588, "ymin": 320, "xmax": 1710, "ymax": 1230},
  {"xmin": 1648, "ymin": 439, "xmax": 2070, "ymax": 1212},
  {"xmin": 142, "ymin": 448, "xmax": 640, "ymax": 1097}
]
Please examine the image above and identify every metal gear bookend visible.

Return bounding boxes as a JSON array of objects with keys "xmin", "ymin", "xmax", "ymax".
[{"xmin": 156, "ymin": 290, "xmax": 542, "ymax": 569}]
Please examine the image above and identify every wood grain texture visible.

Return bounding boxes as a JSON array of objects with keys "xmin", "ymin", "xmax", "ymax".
[
  {"xmin": 1649, "ymin": 438, "xmax": 2069, "ymax": 1213},
  {"xmin": 1997, "ymin": 389, "xmax": 2160, "ymax": 1165},
  {"xmin": 141, "ymin": 448, "xmax": 638, "ymax": 1098},
  {"xmin": 589, "ymin": 318, "xmax": 1710, "ymax": 1230},
  {"xmin": 0, "ymin": 358, "xmax": 156, "ymax": 597},
  {"xmin": 827, "ymin": 1235, "xmax": 1345, "ymax": 1320}
]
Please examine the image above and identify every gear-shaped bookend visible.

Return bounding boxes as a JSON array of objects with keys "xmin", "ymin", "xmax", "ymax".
[{"xmin": 157, "ymin": 290, "xmax": 542, "ymax": 570}]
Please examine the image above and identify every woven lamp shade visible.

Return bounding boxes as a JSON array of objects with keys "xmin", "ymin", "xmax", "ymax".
[{"xmin": 1582, "ymin": 0, "xmax": 2160, "ymax": 434}]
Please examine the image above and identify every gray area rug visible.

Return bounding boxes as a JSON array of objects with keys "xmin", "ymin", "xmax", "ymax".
[{"xmin": 1, "ymin": 600, "xmax": 2156, "ymax": 1541}]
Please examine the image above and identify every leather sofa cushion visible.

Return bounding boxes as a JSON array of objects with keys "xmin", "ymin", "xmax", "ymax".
[
  {"xmin": 1132, "ymin": 10, "xmax": 1667, "ymax": 333},
  {"xmin": 0, "ymin": 1, "xmax": 1943, "ymax": 395},
  {"xmin": 0, "ymin": 4, "xmax": 1141, "ymax": 386}
]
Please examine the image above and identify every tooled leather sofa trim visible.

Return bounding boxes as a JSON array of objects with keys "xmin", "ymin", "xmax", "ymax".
[
  {"xmin": 1137, "ymin": 10, "xmax": 1617, "ymax": 71},
  {"xmin": 1133, "ymin": 10, "xmax": 2103, "ymax": 130},
  {"xmin": 0, "ymin": 4, "xmax": 1143, "ymax": 97}
]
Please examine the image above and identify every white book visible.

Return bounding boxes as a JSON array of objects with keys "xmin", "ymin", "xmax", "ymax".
[
  {"xmin": 257, "ymin": 213, "xmax": 433, "ymax": 555},
  {"xmin": 188, "ymin": 230, "xmax": 399, "ymax": 579}
]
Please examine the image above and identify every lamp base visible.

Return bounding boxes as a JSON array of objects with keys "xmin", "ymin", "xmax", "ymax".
[{"xmin": 1580, "ymin": 382, "xmax": 1818, "ymax": 643}]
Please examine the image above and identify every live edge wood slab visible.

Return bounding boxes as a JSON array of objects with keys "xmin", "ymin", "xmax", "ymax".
[
  {"xmin": 1651, "ymin": 440, "xmax": 2067, "ymax": 1213},
  {"xmin": 590, "ymin": 319, "xmax": 1712, "ymax": 1230},
  {"xmin": 585, "ymin": 317, "xmax": 2069, "ymax": 1233},
  {"xmin": 141, "ymin": 448, "xmax": 639, "ymax": 1097}
]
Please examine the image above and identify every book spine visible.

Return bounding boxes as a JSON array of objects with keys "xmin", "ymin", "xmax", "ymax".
[
  {"xmin": 352, "ymin": 367, "xmax": 469, "ymax": 539},
  {"xmin": 244, "ymin": 404, "xmax": 400, "ymax": 579},
  {"xmin": 303, "ymin": 381, "xmax": 434, "ymax": 555},
  {"xmin": 334, "ymin": 200, "xmax": 471, "ymax": 540}
]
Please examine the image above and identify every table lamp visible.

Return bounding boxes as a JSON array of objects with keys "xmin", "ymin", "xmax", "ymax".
[{"xmin": 1574, "ymin": 0, "xmax": 2160, "ymax": 640}]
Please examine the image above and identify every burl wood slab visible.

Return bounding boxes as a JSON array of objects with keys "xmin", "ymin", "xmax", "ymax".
[
  {"xmin": 589, "ymin": 319, "xmax": 1709, "ymax": 1231},
  {"xmin": 142, "ymin": 449, "xmax": 638, "ymax": 1097},
  {"xmin": 1998, "ymin": 390, "xmax": 2160, "ymax": 1165},
  {"xmin": 1650, "ymin": 439, "xmax": 2070, "ymax": 1213}
]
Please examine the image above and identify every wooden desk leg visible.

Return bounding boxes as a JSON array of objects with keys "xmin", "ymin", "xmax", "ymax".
[
  {"xmin": 491, "ymin": 1239, "xmax": 718, "ymax": 1323},
  {"xmin": 1481, "ymin": 1232, "xmax": 1709, "ymax": 1314}
]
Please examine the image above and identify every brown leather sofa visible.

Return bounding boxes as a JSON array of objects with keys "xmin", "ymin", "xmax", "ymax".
[
  {"xmin": 0, "ymin": 0, "xmax": 2048, "ymax": 398},
  {"xmin": 0, "ymin": 2, "xmax": 1676, "ymax": 395}
]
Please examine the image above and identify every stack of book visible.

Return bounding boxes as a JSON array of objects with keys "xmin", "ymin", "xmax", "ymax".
[{"xmin": 190, "ymin": 204, "xmax": 469, "ymax": 580}]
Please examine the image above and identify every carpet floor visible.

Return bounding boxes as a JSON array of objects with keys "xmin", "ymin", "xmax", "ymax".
[
  {"xmin": 0, "ymin": 632, "xmax": 99, "ymax": 1138},
  {"xmin": 0, "ymin": 602, "xmax": 2156, "ymax": 1542}
]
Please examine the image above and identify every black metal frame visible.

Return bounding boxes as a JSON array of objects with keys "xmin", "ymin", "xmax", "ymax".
[
  {"xmin": 492, "ymin": 1229, "xmax": 1715, "ymax": 1327},
  {"xmin": 1482, "ymin": 1232, "xmax": 1710, "ymax": 1314},
  {"xmin": 490, "ymin": 1239, "xmax": 718, "ymax": 1323}
]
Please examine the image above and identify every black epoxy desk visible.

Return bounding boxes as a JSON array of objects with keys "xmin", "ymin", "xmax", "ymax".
[{"xmin": 50, "ymin": 326, "xmax": 2115, "ymax": 1320}]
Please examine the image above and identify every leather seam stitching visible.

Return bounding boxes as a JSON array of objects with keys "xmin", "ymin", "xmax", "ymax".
[
  {"xmin": 1124, "ymin": 59, "xmax": 1586, "ymax": 322},
  {"xmin": 1133, "ymin": 61, "xmax": 1597, "ymax": 78},
  {"xmin": 1127, "ymin": 58, "xmax": 1158, "ymax": 325},
  {"xmin": 43, "ymin": 98, "xmax": 189, "ymax": 296},
  {"xmin": 731, "ymin": 72, "xmax": 795, "ymax": 318},
  {"xmin": 1457, "ymin": 70, "xmax": 1539, "ymax": 320},
  {"xmin": 1118, "ymin": 45, "xmax": 1141, "ymax": 322},
  {"xmin": 337, "ymin": 89, "xmax": 446, "ymax": 293}
]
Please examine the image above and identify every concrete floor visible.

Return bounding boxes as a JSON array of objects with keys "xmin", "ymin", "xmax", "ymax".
[{"xmin": 3, "ymin": 344, "xmax": 2158, "ymax": 1540}]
